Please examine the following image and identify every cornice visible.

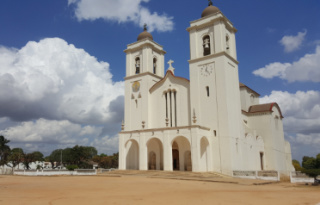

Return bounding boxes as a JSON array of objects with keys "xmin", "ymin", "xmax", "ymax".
[
  {"xmin": 188, "ymin": 51, "xmax": 239, "ymax": 65},
  {"xmin": 124, "ymin": 40, "xmax": 166, "ymax": 55},
  {"xmin": 187, "ymin": 14, "xmax": 237, "ymax": 33},
  {"xmin": 124, "ymin": 72, "xmax": 163, "ymax": 81},
  {"xmin": 119, "ymin": 125, "xmax": 211, "ymax": 134},
  {"xmin": 149, "ymin": 70, "xmax": 190, "ymax": 93}
]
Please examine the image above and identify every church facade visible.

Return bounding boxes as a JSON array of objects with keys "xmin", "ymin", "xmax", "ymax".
[{"xmin": 118, "ymin": 2, "xmax": 294, "ymax": 176}]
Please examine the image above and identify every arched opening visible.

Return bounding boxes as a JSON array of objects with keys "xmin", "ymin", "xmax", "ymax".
[
  {"xmin": 203, "ymin": 35, "xmax": 211, "ymax": 56},
  {"xmin": 172, "ymin": 141, "xmax": 179, "ymax": 170},
  {"xmin": 125, "ymin": 140, "xmax": 139, "ymax": 170},
  {"xmin": 153, "ymin": 58, "xmax": 157, "ymax": 74},
  {"xmin": 149, "ymin": 151, "xmax": 156, "ymax": 170},
  {"xmin": 135, "ymin": 57, "xmax": 140, "ymax": 74},
  {"xmin": 226, "ymin": 35, "xmax": 230, "ymax": 52},
  {"xmin": 200, "ymin": 137, "xmax": 209, "ymax": 172},
  {"xmin": 147, "ymin": 138, "xmax": 163, "ymax": 170},
  {"xmin": 172, "ymin": 136, "xmax": 191, "ymax": 171}
]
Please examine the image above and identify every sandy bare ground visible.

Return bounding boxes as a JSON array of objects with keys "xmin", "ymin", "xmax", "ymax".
[{"xmin": 0, "ymin": 173, "xmax": 319, "ymax": 205}]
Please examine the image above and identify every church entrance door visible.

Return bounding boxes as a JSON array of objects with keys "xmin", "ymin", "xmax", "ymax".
[
  {"xmin": 125, "ymin": 139, "xmax": 139, "ymax": 170},
  {"xmin": 171, "ymin": 137, "xmax": 191, "ymax": 171},
  {"xmin": 147, "ymin": 138, "xmax": 163, "ymax": 170},
  {"xmin": 172, "ymin": 149, "xmax": 179, "ymax": 170}
]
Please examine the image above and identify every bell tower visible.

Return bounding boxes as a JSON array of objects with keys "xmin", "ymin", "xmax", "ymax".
[
  {"xmin": 123, "ymin": 25, "xmax": 166, "ymax": 131},
  {"xmin": 188, "ymin": 1, "xmax": 243, "ymax": 174}
]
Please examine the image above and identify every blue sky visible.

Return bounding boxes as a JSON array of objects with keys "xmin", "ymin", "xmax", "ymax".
[{"xmin": 0, "ymin": 0, "xmax": 319, "ymax": 162}]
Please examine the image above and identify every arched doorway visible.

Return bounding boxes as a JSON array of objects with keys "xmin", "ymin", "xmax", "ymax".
[
  {"xmin": 147, "ymin": 138, "xmax": 163, "ymax": 170},
  {"xmin": 200, "ymin": 137, "xmax": 209, "ymax": 172},
  {"xmin": 172, "ymin": 141, "xmax": 179, "ymax": 170},
  {"xmin": 172, "ymin": 136, "xmax": 191, "ymax": 171},
  {"xmin": 125, "ymin": 140, "xmax": 139, "ymax": 170}
]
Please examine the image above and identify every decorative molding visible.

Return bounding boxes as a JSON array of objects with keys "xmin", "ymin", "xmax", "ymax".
[
  {"xmin": 125, "ymin": 71, "xmax": 162, "ymax": 81},
  {"xmin": 119, "ymin": 125, "xmax": 211, "ymax": 134},
  {"xmin": 188, "ymin": 51, "xmax": 238, "ymax": 65}
]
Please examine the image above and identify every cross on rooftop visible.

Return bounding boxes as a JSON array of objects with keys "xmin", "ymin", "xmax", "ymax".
[{"xmin": 168, "ymin": 60, "xmax": 174, "ymax": 68}]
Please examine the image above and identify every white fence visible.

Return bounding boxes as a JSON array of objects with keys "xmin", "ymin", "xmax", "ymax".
[
  {"xmin": 233, "ymin": 170, "xmax": 280, "ymax": 181},
  {"xmin": 98, "ymin": 168, "xmax": 116, "ymax": 173},
  {"xmin": 0, "ymin": 167, "xmax": 13, "ymax": 175},
  {"xmin": 14, "ymin": 169, "xmax": 97, "ymax": 176},
  {"xmin": 290, "ymin": 171, "xmax": 314, "ymax": 183}
]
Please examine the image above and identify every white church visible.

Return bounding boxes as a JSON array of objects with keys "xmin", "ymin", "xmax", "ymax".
[{"xmin": 118, "ymin": 1, "xmax": 294, "ymax": 176}]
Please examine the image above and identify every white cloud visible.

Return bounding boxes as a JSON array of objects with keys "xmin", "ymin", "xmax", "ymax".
[
  {"xmin": 68, "ymin": 0, "xmax": 174, "ymax": 32},
  {"xmin": 280, "ymin": 30, "xmax": 306, "ymax": 52},
  {"xmin": 260, "ymin": 90, "xmax": 320, "ymax": 146},
  {"xmin": 252, "ymin": 62, "xmax": 290, "ymax": 79},
  {"xmin": 92, "ymin": 135, "xmax": 119, "ymax": 155},
  {"xmin": 296, "ymin": 133, "xmax": 320, "ymax": 146},
  {"xmin": 0, "ymin": 38, "xmax": 124, "ymax": 124},
  {"xmin": 0, "ymin": 118, "xmax": 120, "ymax": 155},
  {"xmin": 0, "ymin": 118, "xmax": 101, "ymax": 144},
  {"xmin": 0, "ymin": 38, "xmax": 124, "ymax": 155},
  {"xmin": 253, "ymin": 45, "xmax": 320, "ymax": 82}
]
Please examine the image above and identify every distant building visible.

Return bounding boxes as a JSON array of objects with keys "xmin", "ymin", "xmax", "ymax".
[{"xmin": 118, "ymin": 1, "xmax": 294, "ymax": 175}]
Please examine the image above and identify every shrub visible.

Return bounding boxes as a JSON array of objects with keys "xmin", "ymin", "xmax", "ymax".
[{"xmin": 66, "ymin": 165, "xmax": 78, "ymax": 171}]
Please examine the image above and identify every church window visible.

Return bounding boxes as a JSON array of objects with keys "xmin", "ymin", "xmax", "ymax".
[
  {"xmin": 135, "ymin": 57, "xmax": 140, "ymax": 74},
  {"xmin": 206, "ymin": 86, "xmax": 209, "ymax": 97},
  {"xmin": 165, "ymin": 93, "xmax": 168, "ymax": 119},
  {"xmin": 203, "ymin": 35, "xmax": 211, "ymax": 56},
  {"xmin": 153, "ymin": 58, "xmax": 157, "ymax": 74},
  {"xmin": 226, "ymin": 35, "xmax": 230, "ymax": 52},
  {"xmin": 260, "ymin": 152, "xmax": 264, "ymax": 170},
  {"xmin": 165, "ymin": 90, "xmax": 177, "ymax": 127}
]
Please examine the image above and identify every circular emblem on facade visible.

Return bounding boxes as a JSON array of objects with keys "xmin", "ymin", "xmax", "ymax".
[
  {"xmin": 200, "ymin": 64, "xmax": 213, "ymax": 76},
  {"xmin": 132, "ymin": 81, "xmax": 140, "ymax": 92}
]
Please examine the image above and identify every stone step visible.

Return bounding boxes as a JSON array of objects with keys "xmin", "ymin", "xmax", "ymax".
[{"xmin": 99, "ymin": 169, "xmax": 228, "ymax": 179}]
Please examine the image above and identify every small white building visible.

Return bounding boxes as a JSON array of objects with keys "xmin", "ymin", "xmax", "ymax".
[{"xmin": 118, "ymin": 1, "xmax": 294, "ymax": 176}]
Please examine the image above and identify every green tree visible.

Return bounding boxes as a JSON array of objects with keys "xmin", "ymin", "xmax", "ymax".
[
  {"xmin": 292, "ymin": 159, "xmax": 302, "ymax": 171},
  {"xmin": 22, "ymin": 153, "xmax": 35, "ymax": 170},
  {"xmin": 0, "ymin": 136, "xmax": 11, "ymax": 166},
  {"xmin": 111, "ymin": 152, "xmax": 119, "ymax": 168},
  {"xmin": 92, "ymin": 152, "xmax": 118, "ymax": 169},
  {"xmin": 70, "ymin": 145, "xmax": 97, "ymax": 167},
  {"xmin": 302, "ymin": 169, "xmax": 320, "ymax": 184},
  {"xmin": 47, "ymin": 149, "xmax": 63, "ymax": 168},
  {"xmin": 301, "ymin": 153, "xmax": 320, "ymax": 185},
  {"xmin": 31, "ymin": 151, "xmax": 44, "ymax": 162},
  {"xmin": 7, "ymin": 148, "xmax": 24, "ymax": 170},
  {"xmin": 302, "ymin": 156, "xmax": 317, "ymax": 169},
  {"xmin": 316, "ymin": 154, "xmax": 320, "ymax": 169}
]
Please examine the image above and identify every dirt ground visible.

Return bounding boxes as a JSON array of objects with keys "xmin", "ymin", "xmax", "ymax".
[{"xmin": 0, "ymin": 174, "xmax": 319, "ymax": 205}]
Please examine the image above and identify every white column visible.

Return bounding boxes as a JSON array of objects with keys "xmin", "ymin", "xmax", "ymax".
[
  {"xmin": 118, "ymin": 134, "xmax": 125, "ymax": 170},
  {"xmin": 191, "ymin": 128, "xmax": 200, "ymax": 172},
  {"xmin": 166, "ymin": 92, "xmax": 170, "ymax": 126},
  {"xmin": 163, "ymin": 132, "xmax": 173, "ymax": 171},
  {"xmin": 171, "ymin": 90, "xmax": 176, "ymax": 127},
  {"xmin": 139, "ymin": 134, "xmax": 148, "ymax": 170}
]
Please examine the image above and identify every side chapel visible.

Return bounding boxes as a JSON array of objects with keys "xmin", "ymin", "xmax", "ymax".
[{"xmin": 118, "ymin": 1, "xmax": 294, "ymax": 175}]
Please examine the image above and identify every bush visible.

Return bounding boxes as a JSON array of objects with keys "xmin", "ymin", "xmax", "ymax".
[
  {"xmin": 66, "ymin": 165, "xmax": 78, "ymax": 171},
  {"xmin": 301, "ymin": 168, "xmax": 320, "ymax": 185}
]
